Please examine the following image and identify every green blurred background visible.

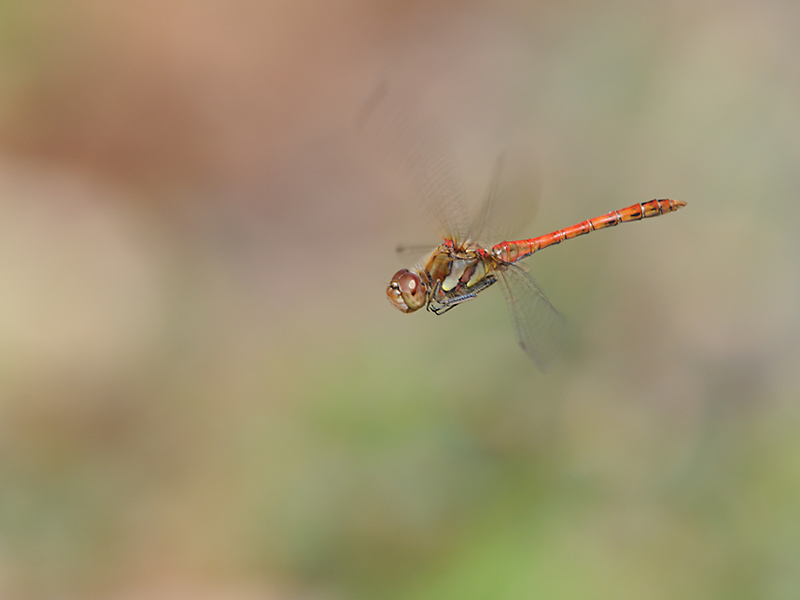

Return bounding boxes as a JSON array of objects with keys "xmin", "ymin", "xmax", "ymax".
[{"xmin": 1, "ymin": 1, "xmax": 799, "ymax": 599}]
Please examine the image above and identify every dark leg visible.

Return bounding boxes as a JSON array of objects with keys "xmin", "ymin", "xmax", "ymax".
[{"xmin": 428, "ymin": 276, "xmax": 497, "ymax": 315}]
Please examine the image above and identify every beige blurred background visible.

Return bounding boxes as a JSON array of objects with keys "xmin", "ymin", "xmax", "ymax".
[{"xmin": 1, "ymin": 1, "xmax": 799, "ymax": 599}]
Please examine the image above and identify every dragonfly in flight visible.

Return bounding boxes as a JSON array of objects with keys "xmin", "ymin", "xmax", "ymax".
[
  {"xmin": 366, "ymin": 88, "xmax": 686, "ymax": 368},
  {"xmin": 387, "ymin": 195, "xmax": 685, "ymax": 368}
]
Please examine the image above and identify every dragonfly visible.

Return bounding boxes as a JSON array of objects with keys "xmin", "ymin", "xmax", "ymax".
[
  {"xmin": 366, "ymin": 88, "xmax": 686, "ymax": 368},
  {"xmin": 385, "ymin": 166, "xmax": 686, "ymax": 368}
]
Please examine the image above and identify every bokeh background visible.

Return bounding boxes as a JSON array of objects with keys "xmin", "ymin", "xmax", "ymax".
[{"xmin": 1, "ymin": 1, "xmax": 799, "ymax": 599}]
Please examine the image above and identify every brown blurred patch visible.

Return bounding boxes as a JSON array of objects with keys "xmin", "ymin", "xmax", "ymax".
[{"xmin": 0, "ymin": 2, "xmax": 388, "ymax": 191}]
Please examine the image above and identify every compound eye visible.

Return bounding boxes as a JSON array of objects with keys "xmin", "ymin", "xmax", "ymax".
[{"xmin": 386, "ymin": 269, "xmax": 427, "ymax": 312}]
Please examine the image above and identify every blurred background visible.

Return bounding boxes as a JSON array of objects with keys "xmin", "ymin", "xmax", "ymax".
[{"xmin": 1, "ymin": 1, "xmax": 799, "ymax": 599}]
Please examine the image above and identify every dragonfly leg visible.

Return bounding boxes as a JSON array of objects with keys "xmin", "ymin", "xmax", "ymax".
[
  {"xmin": 429, "ymin": 303, "xmax": 461, "ymax": 315},
  {"xmin": 429, "ymin": 294, "xmax": 480, "ymax": 315},
  {"xmin": 428, "ymin": 275, "xmax": 497, "ymax": 315}
]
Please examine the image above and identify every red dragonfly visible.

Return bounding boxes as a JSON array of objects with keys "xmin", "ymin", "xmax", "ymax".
[
  {"xmin": 386, "ymin": 167, "xmax": 686, "ymax": 368},
  {"xmin": 365, "ymin": 88, "xmax": 686, "ymax": 368}
]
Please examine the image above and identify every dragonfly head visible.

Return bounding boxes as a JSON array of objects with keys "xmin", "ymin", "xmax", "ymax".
[{"xmin": 387, "ymin": 269, "xmax": 428, "ymax": 313}]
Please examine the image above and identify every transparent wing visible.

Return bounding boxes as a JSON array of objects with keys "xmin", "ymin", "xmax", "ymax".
[
  {"xmin": 497, "ymin": 263, "xmax": 566, "ymax": 369},
  {"xmin": 358, "ymin": 83, "xmax": 470, "ymax": 243},
  {"xmin": 394, "ymin": 243, "xmax": 435, "ymax": 269},
  {"xmin": 472, "ymin": 149, "xmax": 542, "ymax": 246}
]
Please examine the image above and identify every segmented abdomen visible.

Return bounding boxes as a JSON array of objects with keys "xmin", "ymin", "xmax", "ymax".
[{"xmin": 492, "ymin": 198, "xmax": 685, "ymax": 263}]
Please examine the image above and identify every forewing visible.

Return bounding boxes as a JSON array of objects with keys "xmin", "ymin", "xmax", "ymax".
[
  {"xmin": 472, "ymin": 149, "xmax": 542, "ymax": 246},
  {"xmin": 498, "ymin": 263, "xmax": 566, "ymax": 369},
  {"xmin": 358, "ymin": 83, "xmax": 470, "ymax": 243},
  {"xmin": 394, "ymin": 243, "xmax": 436, "ymax": 269}
]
